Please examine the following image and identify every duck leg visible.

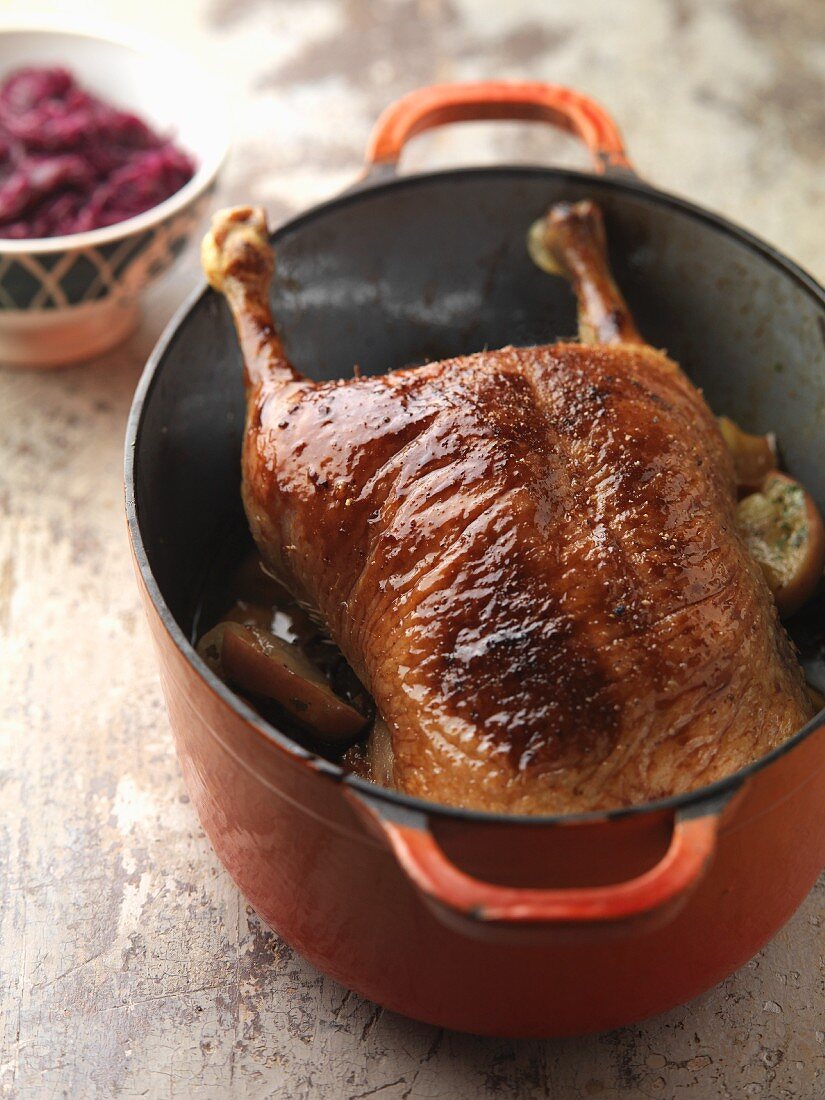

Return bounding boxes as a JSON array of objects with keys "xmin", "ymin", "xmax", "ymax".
[
  {"xmin": 531, "ymin": 200, "xmax": 643, "ymax": 346},
  {"xmin": 202, "ymin": 206, "xmax": 306, "ymax": 391},
  {"xmin": 203, "ymin": 207, "xmax": 326, "ymax": 607},
  {"xmin": 203, "ymin": 206, "xmax": 399, "ymax": 774}
]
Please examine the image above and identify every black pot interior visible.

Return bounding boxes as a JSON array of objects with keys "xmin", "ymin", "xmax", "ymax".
[{"xmin": 130, "ymin": 167, "xmax": 825, "ymax": 762}]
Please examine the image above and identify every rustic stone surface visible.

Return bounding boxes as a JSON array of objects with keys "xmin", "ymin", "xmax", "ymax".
[{"xmin": 1, "ymin": 0, "xmax": 823, "ymax": 1096}]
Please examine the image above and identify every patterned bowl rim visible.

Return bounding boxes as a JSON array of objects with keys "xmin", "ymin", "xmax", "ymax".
[{"xmin": 0, "ymin": 14, "xmax": 231, "ymax": 254}]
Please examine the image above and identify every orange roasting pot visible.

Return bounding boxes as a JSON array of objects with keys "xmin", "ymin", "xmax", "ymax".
[{"xmin": 126, "ymin": 82, "xmax": 825, "ymax": 1036}]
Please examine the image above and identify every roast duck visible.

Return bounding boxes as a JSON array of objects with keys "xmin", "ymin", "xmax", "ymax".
[{"xmin": 200, "ymin": 200, "xmax": 822, "ymax": 815}]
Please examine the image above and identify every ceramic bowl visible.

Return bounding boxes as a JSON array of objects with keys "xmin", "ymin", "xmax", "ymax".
[{"xmin": 0, "ymin": 18, "xmax": 230, "ymax": 368}]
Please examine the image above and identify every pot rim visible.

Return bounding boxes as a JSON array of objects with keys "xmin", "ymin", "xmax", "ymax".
[{"xmin": 125, "ymin": 162, "xmax": 825, "ymax": 827}]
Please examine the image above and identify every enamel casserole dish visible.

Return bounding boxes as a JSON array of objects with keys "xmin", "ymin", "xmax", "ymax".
[{"xmin": 125, "ymin": 83, "xmax": 825, "ymax": 1037}]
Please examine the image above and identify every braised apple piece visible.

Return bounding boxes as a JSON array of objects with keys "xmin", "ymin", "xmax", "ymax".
[
  {"xmin": 197, "ymin": 622, "xmax": 367, "ymax": 741},
  {"xmin": 737, "ymin": 472, "xmax": 825, "ymax": 617},
  {"xmin": 717, "ymin": 416, "xmax": 777, "ymax": 493},
  {"xmin": 196, "ymin": 624, "xmax": 226, "ymax": 676}
]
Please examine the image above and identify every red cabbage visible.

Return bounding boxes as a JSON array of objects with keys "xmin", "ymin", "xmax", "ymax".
[{"xmin": 0, "ymin": 66, "xmax": 196, "ymax": 239}]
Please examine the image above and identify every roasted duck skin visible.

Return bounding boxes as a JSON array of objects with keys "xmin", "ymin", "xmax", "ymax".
[{"xmin": 201, "ymin": 202, "xmax": 813, "ymax": 815}]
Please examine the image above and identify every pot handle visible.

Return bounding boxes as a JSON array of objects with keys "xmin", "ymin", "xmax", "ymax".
[
  {"xmin": 364, "ymin": 81, "xmax": 634, "ymax": 177},
  {"xmin": 345, "ymin": 785, "xmax": 739, "ymax": 925}
]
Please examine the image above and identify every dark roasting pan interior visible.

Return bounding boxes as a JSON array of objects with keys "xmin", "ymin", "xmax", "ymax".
[{"xmin": 130, "ymin": 167, "xmax": 825, "ymax": 765}]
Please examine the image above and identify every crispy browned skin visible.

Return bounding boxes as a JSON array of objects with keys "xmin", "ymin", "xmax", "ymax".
[{"xmin": 202, "ymin": 202, "xmax": 812, "ymax": 814}]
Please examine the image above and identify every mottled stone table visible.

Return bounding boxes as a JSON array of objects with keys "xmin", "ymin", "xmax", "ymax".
[{"xmin": 2, "ymin": 0, "xmax": 823, "ymax": 1096}]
